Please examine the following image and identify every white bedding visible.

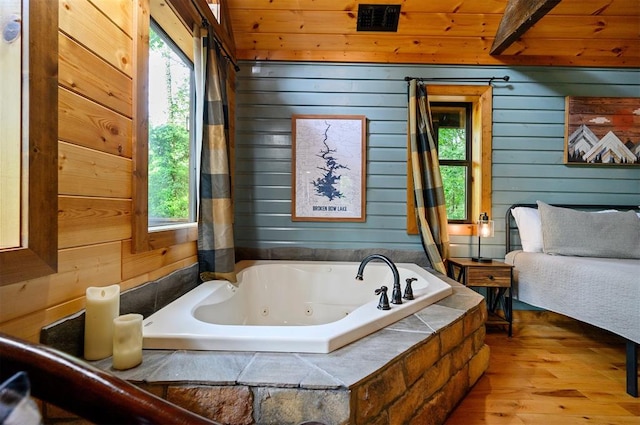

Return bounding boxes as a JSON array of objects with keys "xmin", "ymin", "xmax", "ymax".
[{"xmin": 505, "ymin": 250, "xmax": 640, "ymax": 344}]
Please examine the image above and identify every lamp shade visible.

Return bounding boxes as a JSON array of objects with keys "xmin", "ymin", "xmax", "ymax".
[
  {"xmin": 472, "ymin": 212, "xmax": 493, "ymax": 263},
  {"xmin": 478, "ymin": 212, "xmax": 494, "ymax": 238}
]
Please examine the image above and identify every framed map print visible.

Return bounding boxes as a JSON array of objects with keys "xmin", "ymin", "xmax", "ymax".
[{"xmin": 291, "ymin": 115, "xmax": 367, "ymax": 222}]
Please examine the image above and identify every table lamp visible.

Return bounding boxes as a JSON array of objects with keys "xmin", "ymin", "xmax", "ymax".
[{"xmin": 472, "ymin": 212, "xmax": 494, "ymax": 263}]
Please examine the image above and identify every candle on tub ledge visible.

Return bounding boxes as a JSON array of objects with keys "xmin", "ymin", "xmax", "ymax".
[
  {"xmin": 112, "ymin": 313, "xmax": 143, "ymax": 370},
  {"xmin": 84, "ymin": 284, "xmax": 120, "ymax": 361}
]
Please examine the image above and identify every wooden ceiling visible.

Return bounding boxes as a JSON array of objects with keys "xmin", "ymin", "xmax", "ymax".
[{"xmin": 223, "ymin": 0, "xmax": 640, "ymax": 68}]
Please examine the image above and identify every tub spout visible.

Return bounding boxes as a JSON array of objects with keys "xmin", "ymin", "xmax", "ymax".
[{"xmin": 356, "ymin": 254, "xmax": 401, "ymax": 304}]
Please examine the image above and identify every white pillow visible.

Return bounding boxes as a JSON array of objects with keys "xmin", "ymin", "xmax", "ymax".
[{"xmin": 511, "ymin": 207, "xmax": 543, "ymax": 252}]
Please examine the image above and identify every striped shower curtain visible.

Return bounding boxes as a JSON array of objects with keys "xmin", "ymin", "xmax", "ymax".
[
  {"xmin": 197, "ymin": 33, "xmax": 236, "ymax": 283},
  {"xmin": 407, "ymin": 79, "xmax": 450, "ymax": 274}
]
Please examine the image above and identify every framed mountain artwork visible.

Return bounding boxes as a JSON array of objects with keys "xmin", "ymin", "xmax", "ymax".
[
  {"xmin": 564, "ymin": 96, "xmax": 640, "ymax": 166},
  {"xmin": 291, "ymin": 115, "xmax": 367, "ymax": 222}
]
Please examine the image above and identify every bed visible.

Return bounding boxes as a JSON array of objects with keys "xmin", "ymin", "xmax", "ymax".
[{"xmin": 504, "ymin": 202, "xmax": 640, "ymax": 397}]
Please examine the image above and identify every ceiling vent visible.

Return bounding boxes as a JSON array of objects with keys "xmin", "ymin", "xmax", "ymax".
[{"xmin": 356, "ymin": 4, "xmax": 401, "ymax": 32}]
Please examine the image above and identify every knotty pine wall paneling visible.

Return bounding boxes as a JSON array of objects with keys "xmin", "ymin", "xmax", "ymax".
[{"xmin": 0, "ymin": 0, "xmax": 196, "ymax": 342}]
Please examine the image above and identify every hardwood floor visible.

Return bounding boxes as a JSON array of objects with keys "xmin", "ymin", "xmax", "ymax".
[{"xmin": 446, "ymin": 313, "xmax": 640, "ymax": 425}]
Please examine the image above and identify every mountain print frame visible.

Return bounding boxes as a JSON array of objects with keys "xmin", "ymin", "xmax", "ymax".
[
  {"xmin": 291, "ymin": 115, "xmax": 366, "ymax": 222},
  {"xmin": 564, "ymin": 96, "xmax": 640, "ymax": 166}
]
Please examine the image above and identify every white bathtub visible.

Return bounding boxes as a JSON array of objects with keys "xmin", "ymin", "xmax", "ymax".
[{"xmin": 142, "ymin": 259, "xmax": 452, "ymax": 353}]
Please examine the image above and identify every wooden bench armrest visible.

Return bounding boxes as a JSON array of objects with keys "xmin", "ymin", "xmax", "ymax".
[{"xmin": 0, "ymin": 332, "xmax": 219, "ymax": 424}]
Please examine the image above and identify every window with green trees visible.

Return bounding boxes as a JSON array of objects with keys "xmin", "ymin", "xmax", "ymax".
[
  {"xmin": 148, "ymin": 22, "xmax": 195, "ymax": 228},
  {"xmin": 431, "ymin": 103, "xmax": 472, "ymax": 222}
]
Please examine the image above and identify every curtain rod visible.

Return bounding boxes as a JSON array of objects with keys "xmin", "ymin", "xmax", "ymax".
[
  {"xmin": 190, "ymin": 1, "xmax": 240, "ymax": 72},
  {"xmin": 404, "ymin": 76, "xmax": 510, "ymax": 84},
  {"xmin": 203, "ymin": 19, "xmax": 241, "ymax": 72}
]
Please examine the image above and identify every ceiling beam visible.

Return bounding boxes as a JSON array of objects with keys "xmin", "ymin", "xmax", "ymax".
[{"xmin": 490, "ymin": 0, "xmax": 561, "ymax": 55}]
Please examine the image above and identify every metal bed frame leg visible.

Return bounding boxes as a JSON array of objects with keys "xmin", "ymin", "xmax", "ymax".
[{"xmin": 627, "ymin": 340, "xmax": 638, "ymax": 397}]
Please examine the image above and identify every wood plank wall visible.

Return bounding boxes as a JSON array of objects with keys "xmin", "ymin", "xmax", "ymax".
[
  {"xmin": 1, "ymin": 2, "xmax": 638, "ymax": 342},
  {"xmin": 0, "ymin": 0, "xmax": 196, "ymax": 342},
  {"xmin": 235, "ymin": 62, "xmax": 640, "ymax": 260}
]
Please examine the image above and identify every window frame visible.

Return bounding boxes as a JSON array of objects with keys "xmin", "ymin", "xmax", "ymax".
[
  {"xmin": 407, "ymin": 85, "xmax": 492, "ymax": 237},
  {"xmin": 132, "ymin": 0, "xmax": 198, "ymax": 253},
  {"xmin": 0, "ymin": 0, "xmax": 58, "ymax": 286},
  {"xmin": 147, "ymin": 19, "xmax": 197, "ymax": 229},
  {"xmin": 431, "ymin": 102, "xmax": 473, "ymax": 224}
]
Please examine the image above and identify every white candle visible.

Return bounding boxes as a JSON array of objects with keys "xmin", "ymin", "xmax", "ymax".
[
  {"xmin": 84, "ymin": 284, "xmax": 120, "ymax": 360},
  {"xmin": 112, "ymin": 313, "xmax": 143, "ymax": 370}
]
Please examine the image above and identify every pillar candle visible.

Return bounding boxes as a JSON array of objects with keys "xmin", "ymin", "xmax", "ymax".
[
  {"xmin": 84, "ymin": 284, "xmax": 120, "ymax": 361},
  {"xmin": 112, "ymin": 313, "xmax": 143, "ymax": 370}
]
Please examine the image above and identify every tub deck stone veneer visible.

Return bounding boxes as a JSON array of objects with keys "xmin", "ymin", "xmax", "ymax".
[
  {"xmin": 41, "ymin": 250, "xmax": 489, "ymax": 424},
  {"xmin": 87, "ymin": 282, "xmax": 488, "ymax": 425}
]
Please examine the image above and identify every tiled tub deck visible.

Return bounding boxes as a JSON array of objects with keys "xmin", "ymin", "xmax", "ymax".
[
  {"xmin": 42, "ymin": 252, "xmax": 489, "ymax": 425},
  {"xmin": 61, "ymin": 288, "xmax": 486, "ymax": 424}
]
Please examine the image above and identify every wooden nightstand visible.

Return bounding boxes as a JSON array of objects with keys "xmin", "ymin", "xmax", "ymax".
[{"xmin": 446, "ymin": 257, "xmax": 513, "ymax": 337}]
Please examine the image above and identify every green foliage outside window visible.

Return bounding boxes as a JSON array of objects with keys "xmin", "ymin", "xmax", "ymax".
[
  {"xmin": 440, "ymin": 165, "xmax": 467, "ymax": 220},
  {"xmin": 149, "ymin": 124, "xmax": 190, "ymax": 219},
  {"xmin": 148, "ymin": 26, "xmax": 193, "ymax": 224},
  {"xmin": 437, "ymin": 126, "xmax": 468, "ymax": 220},
  {"xmin": 438, "ymin": 128, "xmax": 465, "ymax": 160}
]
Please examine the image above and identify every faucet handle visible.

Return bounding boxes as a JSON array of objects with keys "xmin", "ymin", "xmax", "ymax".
[
  {"xmin": 403, "ymin": 277, "xmax": 417, "ymax": 300},
  {"xmin": 374, "ymin": 286, "xmax": 390, "ymax": 310},
  {"xmin": 391, "ymin": 280, "xmax": 403, "ymax": 305}
]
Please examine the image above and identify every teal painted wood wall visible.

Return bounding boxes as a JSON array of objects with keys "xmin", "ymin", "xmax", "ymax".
[{"xmin": 234, "ymin": 62, "xmax": 640, "ymax": 259}]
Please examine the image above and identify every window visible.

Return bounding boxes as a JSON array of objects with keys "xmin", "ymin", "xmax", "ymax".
[
  {"xmin": 431, "ymin": 103, "xmax": 472, "ymax": 222},
  {"xmin": 0, "ymin": 0, "xmax": 58, "ymax": 285},
  {"xmin": 0, "ymin": 3, "xmax": 22, "ymax": 250},
  {"xmin": 148, "ymin": 21, "xmax": 196, "ymax": 229},
  {"xmin": 133, "ymin": 0, "xmax": 235, "ymax": 253},
  {"xmin": 132, "ymin": 2, "xmax": 199, "ymax": 253},
  {"xmin": 407, "ymin": 85, "xmax": 492, "ymax": 236}
]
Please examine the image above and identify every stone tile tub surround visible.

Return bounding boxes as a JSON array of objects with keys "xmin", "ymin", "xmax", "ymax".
[
  {"xmin": 94, "ymin": 285, "xmax": 487, "ymax": 425},
  {"xmin": 41, "ymin": 248, "xmax": 489, "ymax": 424}
]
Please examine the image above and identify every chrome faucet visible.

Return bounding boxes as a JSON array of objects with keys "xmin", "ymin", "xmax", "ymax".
[{"xmin": 356, "ymin": 254, "xmax": 402, "ymax": 304}]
